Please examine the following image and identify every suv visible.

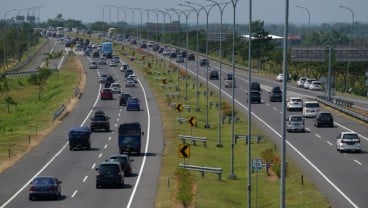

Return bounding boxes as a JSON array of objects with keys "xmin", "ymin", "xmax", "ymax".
[
  {"xmin": 336, "ymin": 132, "xmax": 361, "ymax": 153},
  {"xmin": 68, "ymin": 127, "xmax": 91, "ymax": 150},
  {"xmin": 100, "ymin": 88, "xmax": 113, "ymax": 100},
  {"xmin": 269, "ymin": 86, "xmax": 282, "ymax": 102},
  {"xmin": 127, "ymin": 97, "xmax": 140, "ymax": 111},
  {"xmin": 314, "ymin": 112, "xmax": 334, "ymax": 127},
  {"xmin": 119, "ymin": 93, "xmax": 132, "ymax": 106},
  {"xmin": 303, "ymin": 101, "xmax": 320, "ymax": 118},
  {"xmin": 247, "ymin": 91, "xmax": 261, "ymax": 104},
  {"xmin": 297, "ymin": 77, "xmax": 308, "ymax": 88},
  {"xmin": 200, "ymin": 58, "xmax": 209, "ymax": 67},
  {"xmin": 209, "ymin": 70, "xmax": 219, "ymax": 80},
  {"xmin": 95, "ymin": 162, "xmax": 124, "ymax": 188},
  {"xmin": 90, "ymin": 111, "xmax": 110, "ymax": 132},
  {"xmin": 287, "ymin": 97, "xmax": 303, "ymax": 111},
  {"xmin": 286, "ymin": 115, "xmax": 305, "ymax": 132},
  {"xmin": 250, "ymin": 82, "xmax": 261, "ymax": 91},
  {"xmin": 104, "ymin": 75, "xmax": 114, "ymax": 88},
  {"xmin": 109, "ymin": 154, "xmax": 133, "ymax": 177}
]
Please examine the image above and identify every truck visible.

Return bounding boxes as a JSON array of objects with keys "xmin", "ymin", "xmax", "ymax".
[
  {"xmin": 101, "ymin": 42, "xmax": 113, "ymax": 58},
  {"xmin": 118, "ymin": 122, "xmax": 144, "ymax": 155},
  {"xmin": 68, "ymin": 126, "xmax": 91, "ymax": 151}
]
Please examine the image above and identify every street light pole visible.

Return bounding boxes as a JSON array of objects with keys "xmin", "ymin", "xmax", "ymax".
[
  {"xmin": 187, "ymin": 1, "xmax": 216, "ymax": 129},
  {"xmin": 179, "ymin": 3, "xmax": 201, "ymax": 112},
  {"xmin": 206, "ymin": 0, "xmax": 230, "ymax": 147},
  {"xmin": 296, "ymin": 5, "xmax": 310, "ymax": 29},
  {"xmin": 339, "ymin": 5, "xmax": 354, "ymax": 93},
  {"xmin": 3, "ymin": 8, "xmax": 17, "ymax": 69}
]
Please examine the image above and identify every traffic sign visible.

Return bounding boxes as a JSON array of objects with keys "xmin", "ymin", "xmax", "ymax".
[
  {"xmin": 188, "ymin": 116, "xmax": 196, "ymax": 127},
  {"xmin": 252, "ymin": 159, "xmax": 263, "ymax": 171},
  {"xmin": 176, "ymin": 103, "xmax": 183, "ymax": 112},
  {"xmin": 178, "ymin": 144, "xmax": 190, "ymax": 158}
]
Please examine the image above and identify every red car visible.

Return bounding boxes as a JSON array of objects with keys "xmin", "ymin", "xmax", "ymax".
[{"xmin": 100, "ymin": 88, "xmax": 113, "ymax": 100}]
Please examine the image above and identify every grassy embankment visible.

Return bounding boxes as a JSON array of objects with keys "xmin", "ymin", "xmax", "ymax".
[
  {"xmin": 117, "ymin": 45, "xmax": 331, "ymax": 207},
  {"xmin": 0, "ymin": 54, "xmax": 84, "ymax": 172}
]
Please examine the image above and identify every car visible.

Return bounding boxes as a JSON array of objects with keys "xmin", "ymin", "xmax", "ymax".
[
  {"xmin": 127, "ymin": 97, "xmax": 140, "ymax": 111},
  {"xmin": 113, "ymin": 55, "xmax": 121, "ymax": 63},
  {"xmin": 297, "ymin": 77, "xmax": 308, "ymax": 87},
  {"xmin": 336, "ymin": 132, "xmax": 361, "ymax": 153},
  {"xmin": 225, "ymin": 73, "xmax": 233, "ymax": 80},
  {"xmin": 224, "ymin": 79, "xmax": 234, "ymax": 88},
  {"xmin": 98, "ymin": 58, "xmax": 107, "ymax": 65},
  {"xmin": 287, "ymin": 97, "xmax": 303, "ymax": 111},
  {"xmin": 93, "ymin": 51, "xmax": 100, "ymax": 58},
  {"xmin": 104, "ymin": 75, "xmax": 114, "ymax": 88},
  {"xmin": 109, "ymin": 60, "xmax": 117, "ymax": 67},
  {"xmin": 119, "ymin": 93, "xmax": 131, "ymax": 106},
  {"xmin": 109, "ymin": 154, "xmax": 133, "ymax": 176},
  {"xmin": 89, "ymin": 61, "xmax": 98, "ymax": 69},
  {"xmin": 269, "ymin": 86, "xmax": 282, "ymax": 102},
  {"xmin": 250, "ymin": 82, "xmax": 261, "ymax": 91},
  {"xmin": 125, "ymin": 79, "xmax": 136, "ymax": 88},
  {"xmin": 29, "ymin": 176, "xmax": 62, "ymax": 200},
  {"xmin": 90, "ymin": 112, "xmax": 110, "ymax": 132},
  {"xmin": 170, "ymin": 52, "xmax": 177, "ymax": 59},
  {"xmin": 110, "ymin": 83, "xmax": 121, "ymax": 94},
  {"xmin": 120, "ymin": 63, "xmax": 129, "ymax": 72},
  {"xmin": 175, "ymin": 55, "xmax": 184, "ymax": 63},
  {"xmin": 95, "ymin": 161, "xmax": 124, "ymax": 188},
  {"xmin": 303, "ymin": 101, "xmax": 320, "ymax": 118},
  {"xmin": 314, "ymin": 112, "xmax": 334, "ymax": 127},
  {"xmin": 209, "ymin": 70, "xmax": 219, "ymax": 80},
  {"xmin": 188, "ymin": 53, "xmax": 195, "ymax": 61},
  {"xmin": 200, "ymin": 58, "xmax": 209, "ymax": 67},
  {"xmin": 276, "ymin": 74, "xmax": 284, "ymax": 82},
  {"xmin": 99, "ymin": 74, "xmax": 107, "ymax": 83},
  {"xmin": 127, "ymin": 74, "xmax": 138, "ymax": 83},
  {"xmin": 286, "ymin": 115, "xmax": 305, "ymax": 132},
  {"xmin": 125, "ymin": 69, "xmax": 134, "ymax": 78},
  {"xmin": 180, "ymin": 51, "xmax": 187, "ymax": 58},
  {"xmin": 303, "ymin": 78, "xmax": 316, "ymax": 89},
  {"xmin": 100, "ymin": 88, "xmax": 113, "ymax": 100},
  {"xmin": 309, "ymin": 81, "xmax": 323, "ymax": 91},
  {"xmin": 247, "ymin": 91, "xmax": 261, "ymax": 104}
]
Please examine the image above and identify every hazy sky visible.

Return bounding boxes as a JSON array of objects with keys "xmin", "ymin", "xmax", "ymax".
[{"xmin": 2, "ymin": 0, "xmax": 368, "ymax": 25}]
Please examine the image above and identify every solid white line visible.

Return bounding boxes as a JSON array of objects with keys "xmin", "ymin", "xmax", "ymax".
[
  {"xmin": 354, "ymin": 160, "xmax": 362, "ymax": 166},
  {"xmin": 71, "ymin": 190, "xmax": 78, "ymax": 198},
  {"xmin": 327, "ymin": 141, "xmax": 333, "ymax": 146},
  {"xmin": 126, "ymin": 78, "xmax": 151, "ymax": 208},
  {"xmin": 83, "ymin": 176, "xmax": 88, "ymax": 183}
]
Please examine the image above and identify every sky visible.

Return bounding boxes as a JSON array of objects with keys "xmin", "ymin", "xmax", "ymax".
[{"xmin": 2, "ymin": 0, "xmax": 368, "ymax": 25}]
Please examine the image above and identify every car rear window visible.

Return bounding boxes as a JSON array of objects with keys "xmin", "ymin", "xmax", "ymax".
[
  {"xmin": 99, "ymin": 164, "xmax": 120, "ymax": 173},
  {"xmin": 306, "ymin": 103, "xmax": 319, "ymax": 108},
  {"xmin": 342, "ymin": 133, "xmax": 359, "ymax": 140}
]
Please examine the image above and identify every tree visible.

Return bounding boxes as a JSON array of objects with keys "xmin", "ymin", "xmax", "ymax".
[
  {"xmin": 28, "ymin": 68, "xmax": 52, "ymax": 100},
  {"xmin": 251, "ymin": 20, "xmax": 277, "ymax": 60}
]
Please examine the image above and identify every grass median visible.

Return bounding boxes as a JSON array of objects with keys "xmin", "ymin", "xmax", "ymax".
[{"xmin": 120, "ymin": 46, "xmax": 330, "ymax": 208}]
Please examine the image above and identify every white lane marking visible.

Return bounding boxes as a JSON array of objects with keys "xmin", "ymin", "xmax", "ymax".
[
  {"xmin": 104, "ymin": 144, "xmax": 108, "ymax": 149},
  {"xmin": 315, "ymin": 134, "xmax": 321, "ymax": 138},
  {"xmin": 127, "ymin": 77, "xmax": 151, "ymax": 208},
  {"xmin": 108, "ymin": 136, "xmax": 112, "ymax": 141},
  {"xmin": 117, "ymin": 118, "xmax": 119, "ymax": 122},
  {"xmin": 327, "ymin": 141, "xmax": 333, "ymax": 146},
  {"xmin": 71, "ymin": 190, "xmax": 78, "ymax": 198},
  {"xmin": 98, "ymin": 153, "xmax": 102, "ymax": 158},
  {"xmin": 119, "ymin": 113, "xmax": 121, "ymax": 116},
  {"xmin": 83, "ymin": 176, "xmax": 88, "ymax": 183},
  {"xmin": 273, "ymin": 107, "xmax": 277, "ymax": 111},
  {"xmin": 91, "ymin": 163, "xmax": 96, "ymax": 170},
  {"xmin": 354, "ymin": 160, "xmax": 362, "ymax": 165},
  {"xmin": 115, "ymin": 123, "xmax": 118, "ymax": 127}
]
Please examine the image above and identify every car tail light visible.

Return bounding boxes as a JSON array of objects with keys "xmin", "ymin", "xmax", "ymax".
[{"xmin": 29, "ymin": 186, "xmax": 35, "ymax": 191}]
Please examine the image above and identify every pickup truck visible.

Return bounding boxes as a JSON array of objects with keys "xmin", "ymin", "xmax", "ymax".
[{"xmin": 90, "ymin": 110, "xmax": 110, "ymax": 132}]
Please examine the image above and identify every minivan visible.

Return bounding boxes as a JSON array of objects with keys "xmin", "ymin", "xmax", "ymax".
[{"xmin": 303, "ymin": 101, "xmax": 320, "ymax": 118}]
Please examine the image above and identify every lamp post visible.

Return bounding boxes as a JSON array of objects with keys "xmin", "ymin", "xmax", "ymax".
[
  {"xmin": 206, "ymin": 0, "xmax": 230, "ymax": 147},
  {"xmin": 339, "ymin": 5, "xmax": 354, "ymax": 93},
  {"xmin": 187, "ymin": 1, "xmax": 216, "ymax": 129},
  {"xmin": 3, "ymin": 8, "xmax": 17, "ymax": 69},
  {"xmin": 151, "ymin": 10, "xmax": 160, "ymax": 42},
  {"xmin": 118, "ymin": 7, "xmax": 127, "ymax": 36},
  {"xmin": 247, "ymin": 1, "xmax": 253, "ymax": 207},
  {"xmin": 296, "ymin": 5, "xmax": 310, "ymax": 29},
  {"xmin": 179, "ymin": 3, "xmax": 202, "ymax": 112},
  {"xmin": 154, "ymin": 9, "xmax": 171, "ymax": 44}
]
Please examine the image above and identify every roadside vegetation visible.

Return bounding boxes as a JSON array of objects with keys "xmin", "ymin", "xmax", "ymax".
[
  {"xmin": 0, "ymin": 54, "xmax": 83, "ymax": 172},
  {"xmin": 119, "ymin": 45, "xmax": 331, "ymax": 207}
]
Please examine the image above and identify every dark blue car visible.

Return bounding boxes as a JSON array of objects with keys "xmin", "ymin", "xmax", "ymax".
[{"xmin": 126, "ymin": 97, "xmax": 140, "ymax": 111}]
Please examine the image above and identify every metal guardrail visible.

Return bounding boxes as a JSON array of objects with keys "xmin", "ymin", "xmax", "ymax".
[
  {"xmin": 1, "ymin": 68, "xmax": 59, "ymax": 77},
  {"xmin": 52, "ymin": 104, "xmax": 66, "ymax": 123},
  {"xmin": 178, "ymin": 134, "xmax": 207, "ymax": 147},
  {"xmin": 179, "ymin": 164, "xmax": 223, "ymax": 181},
  {"xmin": 316, "ymin": 96, "xmax": 368, "ymax": 123}
]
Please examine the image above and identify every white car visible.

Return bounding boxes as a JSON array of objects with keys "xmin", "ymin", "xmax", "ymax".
[
  {"xmin": 303, "ymin": 101, "xmax": 320, "ymax": 118},
  {"xmin": 286, "ymin": 115, "xmax": 305, "ymax": 132},
  {"xmin": 296, "ymin": 77, "xmax": 308, "ymax": 87},
  {"xmin": 120, "ymin": 63, "xmax": 129, "ymax": 72},
  {"xmin": 303, "ymin": 78, "xmax": 316, "ymax": 89},
  {"xmin": 276, "ymin": 74, "xmax": 284, "ymax": 82},
  {"xmin": 309, "ymin": 81, "xmax": 323, "ymax": 91},
  {"xmin": 110, "ymin": 83, "xmax": 121, "ymax": 94},
  {"xmin": 125, "ymin": 79, "xmax": 136, "ymax": 88},
  {"xmin": 287, "ymin": 97, "xmax": 303, "ymax": 111},
  {"xmin": 109, "ymin": 60, "xmax": 117, "ymax": 67},
  {"xmin": 336, "ymin": 132, "xmax": 361, "ymax": 153},
  {"xmin": 127, "ymin": 74, "xmax": 138, "ymax": 83}
]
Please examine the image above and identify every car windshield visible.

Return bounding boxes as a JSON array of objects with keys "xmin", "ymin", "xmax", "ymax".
[{"xmin": 33, "ymin": 177, "xmax": 54, "ymax": 185}]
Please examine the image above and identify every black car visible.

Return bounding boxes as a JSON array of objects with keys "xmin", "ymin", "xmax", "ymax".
[
  {"xmin": 90, "ymin": 113, "xmax": 110, "ymax": 132},
  {"xmin": 119, "ymin": 93, "xmax": 132, "ymax": 106},
  {"xmin": 314, "ymin": 112, "xmax": 334, "ymax": 127},
  {"xmin": 250, "ymin": 82, "xmax": 261, "ymax": 91},
  {"xmin": 188, "ymin": 53, "xmax": 195, "ymax": 61},
  {"xmin": 200, "ymin": 58, "xmax": 209, "ymax": 67},
  {"xmin": 29, "ymin": 176, "xmax": 62, "ymax": 200},
  {"xmin": 125, "ymin": 69, "xmax": 134, "ymax": 78},
  {"xmin": 226, "ymin": 73, "xmax": 233, "ymax": 80},
  {"xmin": 104, "ymin": 75, "xmax": 114, "ymax": 88},
  {"xmin": 95, "ymin": 162, "xmax": 124, "ymax": 188},
  {"xmin": 109, "ymin": 154, "xmax": 133, "ymax": 176},
  {"xmin": 170, "ymin": 52, "xmax": 177, "ymax": 59},
  {"xmin": 93, "ymin": 51, "xmax": 100, "ymax": 58},
  {"xmin": 247, "ymin": 91, "xmax": 261, "ymax": 104},
  {"xmin": 209, "ymin": 70, "xmax": 219, "ymax": 80},
  {"xmin": 269, "ymin": 86, "xmax": 282, "ymax": 102}
]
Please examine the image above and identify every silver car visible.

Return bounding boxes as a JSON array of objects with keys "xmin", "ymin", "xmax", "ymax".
[
  {"xmin": 336, "ymin": 132, "xmax": 361, "ymax": 153},
  {"xmin": 286, "ymin": 115, "xmax": 305, "ymax": 132}
]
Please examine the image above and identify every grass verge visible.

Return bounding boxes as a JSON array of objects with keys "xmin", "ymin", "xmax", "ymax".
[{"xmin": 119, "ymin": 46, "xmax": 331, "ymax": 208}]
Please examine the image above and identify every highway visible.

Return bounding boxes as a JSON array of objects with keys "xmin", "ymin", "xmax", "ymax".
[{"xmin": 0, "ymin": 44, "xmax": 164, "ymax": 208}]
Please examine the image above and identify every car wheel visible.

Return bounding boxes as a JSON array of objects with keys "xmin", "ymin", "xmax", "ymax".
[
  {"xmin": 29, "ymin": 195, "xmax": 34, "ymax": 201},
  {"xmin": 96, "ymin": 184, "xmax": 100, "ymax": 189},
  {"xmin": 69, "ymin": 145, "xmax": 73, "ymax": 151},
  {"xmin": 87, "ymin": 145, "xmax": 91, "ymax": 150}
]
